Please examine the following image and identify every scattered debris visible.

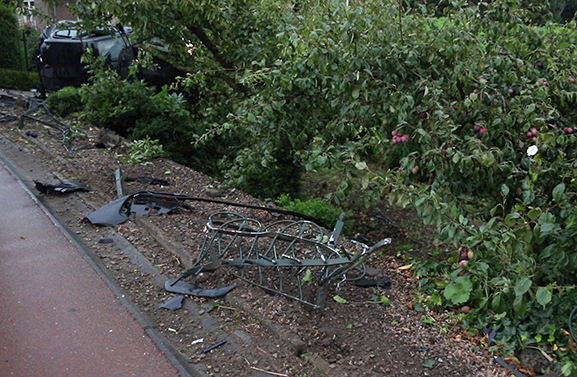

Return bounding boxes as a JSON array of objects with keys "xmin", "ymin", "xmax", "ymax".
[
  {"xmin": 18, "ymin": 102, "xmax": 75, "ymax": 151},
  {"xmin": 494, "ymin": 356, "xmax": 527, "ymax": 377},
  {"xmin": 202, "ymin": 340, "xmax": 227, "ymax": 354},
  {"xmin": 483, "ymin": 327, "xmax": 498, "ymax": 346},
  {"xmin": 353, "ymin": 277, "xmax": 391, "ymax": 288},
  {"xmin": 249, "ymin": 366, "xmax": 288, "ymax": 377},
  {"xmin": 98, "ymin": 238, "xmax": 114, "ymax": 244},
  {"xmin": 94, "ymin": 128, "xmax": 121, "ymax": 148},
  {"xmin": 0, "ymin": 110, "xmax": 18, "ymax": 123},
  {"xmin": 159, "ymin": 295, "xmax": 185, "ymax": 311},
  {"xmin": 191, "ymin": 338, "xmax": 204, "ymax": 345},
  {"xmin": 124, "ymin": 176, "xmax": 171, "ymax": 186},
  {"xmin": 25, "ymin": 130, "xmax": 37, "ymax": 138},
  {"xmin": 34, "ymin": 180, "xmax": 89, "ymax": 195},
  {"xmin": 164, "ymin": 279, "xmax": 237, "ymax": 298},
  {"xmin": 204, "ymin": 188, "xmax": 225, "ymax": 197}
]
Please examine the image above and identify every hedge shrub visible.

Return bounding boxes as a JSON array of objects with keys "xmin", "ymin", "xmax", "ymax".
[
  {"xmin": 46, "ymin": 87, "xmax": 83, "ymax": 116},
  {"xmin": 0, "ymin": 69, "xmax": 39, "ymax": 90},
  {"xmin": 0, "ymin": 4, "xmax": 23, "ymax": 70}
]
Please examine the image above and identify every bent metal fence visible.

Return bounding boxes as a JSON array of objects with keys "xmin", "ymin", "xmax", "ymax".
[{"xmin": 166, "ymin": 211, "xmax": 391, "ymax": 308}]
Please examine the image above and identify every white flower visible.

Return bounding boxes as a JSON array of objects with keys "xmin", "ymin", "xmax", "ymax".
[{"xmin": 527, "ymin": 145, "xmax": 539, "ymax": 157}]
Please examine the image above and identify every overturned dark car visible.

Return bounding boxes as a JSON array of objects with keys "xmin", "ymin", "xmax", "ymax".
[{"xmin": 36, "ymin": 21, "xmax": 183, "ymax": 95}]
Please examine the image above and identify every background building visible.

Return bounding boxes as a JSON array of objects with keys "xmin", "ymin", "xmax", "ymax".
[{"xmin": 18, "ymin": 0, "xmax": 76, "ymax": 28}]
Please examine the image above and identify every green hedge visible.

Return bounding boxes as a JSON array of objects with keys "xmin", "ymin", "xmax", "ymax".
[
  {"xmin": 0, "ymin": 4, "xmax": 22, "ymax": 70},
  {"xmin": 0, "ymin": 69, "xmax": 39, "ymax": 90}
]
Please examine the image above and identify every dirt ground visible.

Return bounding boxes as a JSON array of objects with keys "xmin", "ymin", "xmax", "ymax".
[{"xmin": 0, "ymin": 91, "xmax": 512, "ymax": 377}]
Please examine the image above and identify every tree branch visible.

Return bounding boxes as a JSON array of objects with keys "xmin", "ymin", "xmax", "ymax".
[{"xmin": 187, "ymin": 24, "xmax": 249, "ymax": 93}]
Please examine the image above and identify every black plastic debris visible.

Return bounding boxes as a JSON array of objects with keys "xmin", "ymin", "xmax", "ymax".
[
  {"xmin": 164, "ymin": 278, "xmax": 237, "ymax": 298},
  {"xmin": 34, "ymin": 180, "xmax": 89, "ymax": 195},
  {"xmin": 85, "ymin": 192, "xmax": 187, "ymax": 226},
  {"xmin": 353, "ymin": 277, "xmax": 391, "ymax": 288},
  {"xmin": 202, "ymin": 340, "xmax": 226, "ymax": 353},
  {"xmin": 130, "ymin": 195, "xmax": 183, "ymax": 216},
  {"xmin": 125, "ymin": 176, "xmax": 171, "ymax": 186},
  {"xmin": 25, "ymin": 130, "xmax": 38, "ymax": 137},
  {"xmin": 494, "ymin": 357, "xmax": 527, "ymax": 377},
  {"xmin": 482, "ymin": 327, "xmax": 498, "ymax": 346},
  {"xmin": 158, "ymin": 295, "xmax": 184, "ymax": 311},
  {"xmin": 85, "ymin": 195, "xmax": 134, "ymax": 226},
  {"xmin": 98, "ymin": 238, "xmax": 114, "ymax": 244}
]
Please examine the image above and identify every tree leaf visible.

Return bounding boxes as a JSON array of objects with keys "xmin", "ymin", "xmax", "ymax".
[
  {"xmin": 535, "ymin": 287, "xmax": 552, "ymax": 308},
  {"xmin": 513, "ymin": 294, "xmax": 527, "ymax": 315},
  {"xmin": 422, "ymin": 359, "xmax": 435, "ymax": 368},
  {"xmin": 352, "ymin": 87, "xmax": 360, "ymax": 99},
  {"xmin": 501, "ymin": 184, "xmax": 510, "ymax": 197},
  {"xmin": 514, "ymin": 277, "xmax": 532, "ymax": 297},
  {"xmin": 552, "ymin": 183, "xmax": 565, "ymax": 202},
  {"xmin": 443, "ymin": 276, "xmax": 473, "ymax": 305},
  {"xmin": 333, "ymin": 295, "xmax": 347, "ymax": 304},
  {"xmin": 302, "ymin": 269, "xmax": 313, "ymax": 283}
]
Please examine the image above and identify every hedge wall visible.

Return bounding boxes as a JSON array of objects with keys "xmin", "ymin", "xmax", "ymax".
[
  {"xmin": 0, "ymin": 4, "xmax": 24, "ymax": 70},
  {"xmin": 0, "ymin": 69, "xmax": 39, "ymax": 90}
]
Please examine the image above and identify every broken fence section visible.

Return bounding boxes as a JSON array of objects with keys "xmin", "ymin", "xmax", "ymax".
[{"xmin": 167, "ymin": 211, "xmax": 392, "ymax": 309}]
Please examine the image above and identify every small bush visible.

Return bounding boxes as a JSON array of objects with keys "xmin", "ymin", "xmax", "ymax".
[
  {"xmin": 0, "ymin": 69, "xmax": 38, "ymax": 90},
  {"xmin": 276, "ymin": 194, "xmax": 346, "ymax": 229},
  {"xmin": 79, "ymin": 68, "xmax": 154, "ymax": 135},
  {"xmin": 121, "ymin": 137, "xmax": 166, "ymax": 165},
  {"xmin": 131, "ymin": 88, "xmax": 193, "ymax": 162},
  {"xmin": 46, "ymin": 87, "xmax": 83, "ymax": 116}
]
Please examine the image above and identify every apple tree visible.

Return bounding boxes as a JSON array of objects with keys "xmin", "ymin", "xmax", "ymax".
[{"xmin": 72, "ymin": 0, "xmax": 577, "ymax": 370}]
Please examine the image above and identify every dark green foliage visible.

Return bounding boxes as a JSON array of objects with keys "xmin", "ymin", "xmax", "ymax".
[
  {"xmin": 77, "ymin": 66, "xmax": 240, "ymax": 179},
  {"xmin": 236, "ymin": 160, "xmax": 302, "ymax": 201},
  {"xmin": 551, "ymin": 0, "xmax": 577, "ymax": 22},
  {"xmin": 131, "ymin": 87, "xmax": 194, "ymax": 163},
  {"xmin": 0, "ymin": 68, "xmax": 38, "ymax": 90},
  {"xmin": 0, "ymin": 4, "xmax": 23, "ymax": 70},
  {"xmin": 79, "ymin": 69, "xmax": 154, "ymax": 135},
  {"xmin": 46, "ymin": 87, "xmax": 83, "ymax": 116}
]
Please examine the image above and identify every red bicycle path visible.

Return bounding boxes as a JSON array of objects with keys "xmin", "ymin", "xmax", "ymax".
[{"xmin": 0, "ymin": 159, "xmax": 187, "ymax": 377}]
